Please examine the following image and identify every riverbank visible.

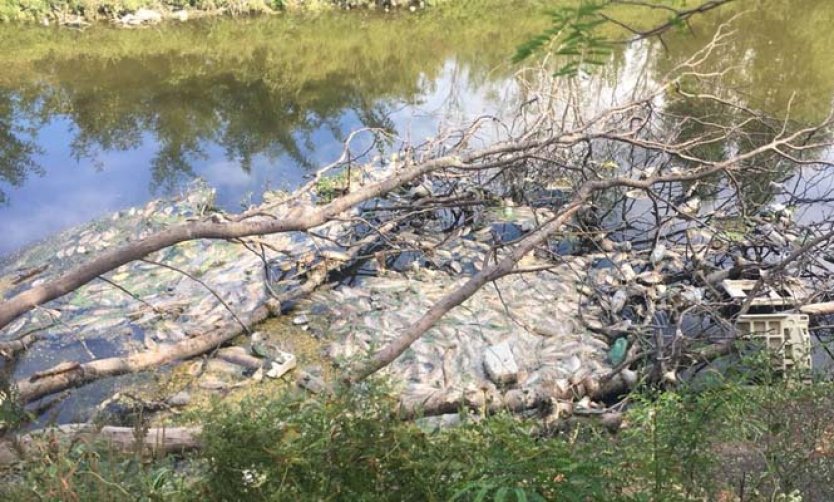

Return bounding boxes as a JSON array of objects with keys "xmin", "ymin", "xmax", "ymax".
[
  {"xmin": 0, "ymin": 0, "xmax": 431, "ymax": 25},
  {"xmin": 4, "ymin": 374, "xmax": 833, "ymax": 500}
]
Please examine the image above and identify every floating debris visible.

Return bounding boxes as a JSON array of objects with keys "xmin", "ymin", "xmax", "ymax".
[
  {"xmin": 266, "ymin": 351, "xmax": 297, "ymax": 380},
  {"xmin": 297, "ymin": 370, "xmax": 327, "ymax": 394}
]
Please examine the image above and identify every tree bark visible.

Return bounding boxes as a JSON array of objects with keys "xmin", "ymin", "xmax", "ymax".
[
  {"xmin": 799, "ymin": 302, "xmax": 834, "ymax": 315},
  {"xmin": 17, "ymin": 305, "xmax": 270, "ymax": 403},
  {"xmin": 0, "ymin": 424, "xmax": 201, "ymax": 466}
]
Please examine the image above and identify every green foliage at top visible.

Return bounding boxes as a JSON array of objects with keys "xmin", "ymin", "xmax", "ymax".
[
  {"xmin": 513, "ymin": 1, "xmax": 611, "ymax": 77},
  {"xmin": 511, "ymin": 0, "xmax": 834, "ymax": 125},
  {"xmin": 513, "ymin": 0, "xmax": 729, "ymax": 77}
]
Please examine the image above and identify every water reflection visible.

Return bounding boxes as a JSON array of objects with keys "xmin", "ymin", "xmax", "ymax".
[
  {"xmin": 0, "ymin": 7, "xmax": 548, "ymax": 255},
  {"xmin": 0, "ymin": 90, "xmax": 40, "ymax": 206},
  {"xmin": 0, "ymin": 0, "xmax": 832, "ymax": 256}
]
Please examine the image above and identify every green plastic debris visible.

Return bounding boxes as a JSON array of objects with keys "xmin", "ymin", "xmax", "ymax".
[
  {"xmin": 608, "ymin": 337, "xmax": 628, "ymax": 366},
  {"xmin": 251, "ymin": 343, "xmax": 270, "ymax": 358}
]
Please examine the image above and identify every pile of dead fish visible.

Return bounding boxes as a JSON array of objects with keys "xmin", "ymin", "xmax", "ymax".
[
  {"xmin": 0, "ymin": 174, "xmax": 620, "ymax": 418},
  {"xmin": 0, "ymin": 181, "xmax": 360, "ymax": 412}
]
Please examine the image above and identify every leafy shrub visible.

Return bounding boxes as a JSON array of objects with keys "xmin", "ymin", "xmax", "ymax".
[
  {"xmin": 197, "ymin": 383, "xmax": 610, "ymax": 501},
  {"xmin": 5, "ymin": 360, "xmax": 834, "ymax": 500},
  {"xmin": 0, "ymin": 376, "xmax": 24, "ymax": 433},
  {"xmin": 0, "ymin": 437, "xmax": 192, "ymax": 501},
  {"xmin": 607, "ymin": 354, "xmax": 834, "ymax": 501}
]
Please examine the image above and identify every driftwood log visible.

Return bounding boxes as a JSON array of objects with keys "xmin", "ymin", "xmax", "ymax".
[{"xmin": 0, "ymin": 424, "xmax": 201, "ymax": 466}]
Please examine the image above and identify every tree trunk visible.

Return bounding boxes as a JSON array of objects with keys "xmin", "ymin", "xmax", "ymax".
[{"xmin": 0, "ymin": 424, "xmax": 201, "ymax": 466}]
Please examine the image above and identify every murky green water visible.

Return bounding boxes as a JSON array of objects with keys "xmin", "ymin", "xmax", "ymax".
[{"xmin": 0, "ymin": 0, "xmax": 831, "ymax": 256}]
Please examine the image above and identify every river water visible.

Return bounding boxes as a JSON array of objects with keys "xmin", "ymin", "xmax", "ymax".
[{"xmin": 0, "ymin": 0, "xmax": 832, "ymax": 257}]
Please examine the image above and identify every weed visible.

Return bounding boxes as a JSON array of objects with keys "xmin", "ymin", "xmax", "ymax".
[{"xmin": 5, "ymin": 362, "xmax": 834, "ymax": 500}]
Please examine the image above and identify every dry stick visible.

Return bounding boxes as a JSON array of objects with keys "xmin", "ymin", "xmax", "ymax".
[
  {"xmin": 15, "ymin": 304, "xmax": 271, "ymax": 403},
  {"xmin": 263, "ymin": 218, "xmax": 400, "ymax": 314},
  {"xmin": 348, "ymin": 121, "xmax": 832, "ymax": 382},
  {"xmin": 0, "ymin": 424, "xmax": 202, "ymax": 466},
  {"xmin": 33, "ymin": 306, "xmax": 96, "ymax": 360},
  {"xmin": 602, "ymin": 0, "xmax": 735, "ymax": 42},
  {"xmin": 96, "ymin": 275, "xmax": 161, "ymax": 314},
  {"xmin": 738, "ymin": 226, "xmax": 834, "ymax": 317},
  {"xmin": 0, "ymin": 322, "xmax": 56, "ymax": 359}
]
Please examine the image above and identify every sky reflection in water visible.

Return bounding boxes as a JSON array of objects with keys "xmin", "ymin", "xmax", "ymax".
[{"xmin": 1, "ymin": 0, "xmax": 833, "ymax": 257}]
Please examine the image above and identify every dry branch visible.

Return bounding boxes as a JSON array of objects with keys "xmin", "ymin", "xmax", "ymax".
[
  {"xmin": 11, "ymin": 217, "xmax": 400, "ymax": 403},
  {"xmin": 349, "ymin": 118, "xmax": 832, "ymax": 382}
]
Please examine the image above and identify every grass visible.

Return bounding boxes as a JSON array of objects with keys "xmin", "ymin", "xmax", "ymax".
[{"xmin": 0, "ymin": 0, "xmax": 447, "ymax": 23}]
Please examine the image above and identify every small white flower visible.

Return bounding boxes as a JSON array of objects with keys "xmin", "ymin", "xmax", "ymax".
[{"xmin": 241, "ymin": 466, "xmax": 267, "ymax": 488}]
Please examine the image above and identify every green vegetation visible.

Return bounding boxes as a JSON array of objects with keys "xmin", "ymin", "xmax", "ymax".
[
  {"xmin": 4, "ymin": 358, "xmax": 834, "ymax": 500},
  {"xmin": 0, "ymin": 375, "xmax": 24, "ymax": 433},
  {"xmin": 0, "ymin": 0, "xmax": 436, "ymax": 23},
  {"xmin": 314, "ymin": 171, "xmax": 350, "ymax": 202},
  {"xmin": 197, "ymin": 384, "xmax": 608, "ymax": 501}
]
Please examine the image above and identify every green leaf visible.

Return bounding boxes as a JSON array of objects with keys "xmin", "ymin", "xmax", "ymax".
[
  {"xmin": 495, "ymin": 486, "xmax": 511, "ymax": 502},
  {"xmin": 474, "ymin": 485, "xmax": 492, "ymax": 502}
]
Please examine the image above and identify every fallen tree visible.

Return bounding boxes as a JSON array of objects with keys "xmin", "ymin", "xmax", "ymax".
[
  {"xmin": 0, "ymin": 424, "xmax": 201, "ymax": 466},
  {"xmin": 2, "ymin": 26, "xmax": 834, "ymax": 423}
]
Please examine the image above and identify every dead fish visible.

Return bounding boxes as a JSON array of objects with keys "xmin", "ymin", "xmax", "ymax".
[
  {"xmin": 563, "ymin": 355, "xmax": 582, "ymax": 374},
  {"xmin": 606, "ymin": 241, "xmax": 629, "ymax": 254},
  {"xmin": 435, "ymin": 249, "xmax": 453, "ymax": 261},
  {"xmin": 637, "ymin": 271, "xmax": 664, "ymax": 285},
  {"xmin": 199, "ymin": 377, "xmax": 229, "ymax": 391},
  {"xmin": 679, "ymin": 287, "xmax": 704, "ymax": 305},
  {"xmin": 612, "ymin": 252, "xmax": 629, "ymax": 264},
  {"xmin": 624, "ymin": 189, "xmax": 648, "ymax": 199},
  {"xmin": 650, "ymin": 243, "xmax": 666, "ymax": 266},
  {"xmin": 321, "ymin": 250, "xmax": 351, "ymax": 262},
  {"xmin": 679, "ymin": 196, "xmax": 701, "ymax": 215},
  {"xmin": 12, "ymin": 264, "xmax": 49, "ymax": 285},
  {"xmin": 609, "ymin": 289, "xmax": 628, "ymax": 314},
  {"xmin": 619, "ymin": 264, "xmax": 637, "ymax": 282}
]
